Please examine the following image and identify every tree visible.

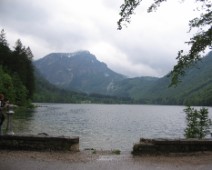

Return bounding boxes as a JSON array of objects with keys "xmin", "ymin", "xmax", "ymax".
[
  {"xmin": 0, "ymin": 29, "xmax": 11, "ymax": 67},
  {"xmin": 25, "ymin": 47, "xmax": 33, "ymax": 60},
  {"xmin": 0, "ymin": 29, "xmax": 35, "ymax": 105},
  {"xmin": 184, "ymin": 106, "xmax": 211, "ymax": 139},
  {"xmin": 0, "ymin": 66, "xmax": 15, "ymax": 102},
  {"xmin": 13, "ymin": 39, "xmax": 35, "ymax": 99},
  {"xmin": 198, "ymin": 107, "xmax": 211, "ymax": 138},
  {"xmin": 12, "ymin": 74, "xmax": 28, "ymax": 106},
  {"xmin": 118, "ymin": 0, "xmax": 212, "ymax": 86},
  {"xmin": 0, "ymin": 29, "xmax": 8, "ymax": 47}
]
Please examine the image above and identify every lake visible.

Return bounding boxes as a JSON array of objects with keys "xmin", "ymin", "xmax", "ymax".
[{"xmin": 9, "ymin": 104, "xmax": 212, "ymax": 151}]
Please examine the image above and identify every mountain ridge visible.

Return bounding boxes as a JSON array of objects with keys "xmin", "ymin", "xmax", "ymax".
[
  {"xmin": 34, "ymin": 50, "xmax": 212, "ymax": 106},
  {"xmin": 109, "ymin": 51, "xmax": 212, "ymax": 105},
  {"xmin": 34, "ymin": 51, "xmax": 125, "ymax": 94}
]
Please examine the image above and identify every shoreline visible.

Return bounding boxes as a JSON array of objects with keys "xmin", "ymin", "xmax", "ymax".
[{"xmin": 1, "ymin": 150, "xmax": 212, "ymax": 170}]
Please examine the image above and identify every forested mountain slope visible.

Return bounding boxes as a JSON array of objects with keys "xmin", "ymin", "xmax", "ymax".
[
  {"xmin": 33, "ymin": 67, "xmax": 133, "ymax": 104},
  {"xmin": 146, "ymin": 51, "xmax": 212, "ymax": 105}
]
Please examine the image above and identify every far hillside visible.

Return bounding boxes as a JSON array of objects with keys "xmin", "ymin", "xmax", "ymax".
[
  {"xmin": 109, "ymin": 51, "xmax": 212, "ymax": 106},
  {"xmin": 33, "ymin": 67, "xmax": 133, "ymax": 104},
  {"xmin": 34, "ymin": 50, "xmax": 212, "ymax": 106}
]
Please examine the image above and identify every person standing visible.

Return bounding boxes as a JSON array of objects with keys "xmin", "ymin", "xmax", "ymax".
[{"xmin": 0, "ymin": 94, "xmax": 8, "ymax": 135}]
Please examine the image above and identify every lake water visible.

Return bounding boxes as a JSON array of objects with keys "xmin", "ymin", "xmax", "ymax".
[{"xmin": 9, "ymin": 104, "xmax": 212, "ymax": 151}]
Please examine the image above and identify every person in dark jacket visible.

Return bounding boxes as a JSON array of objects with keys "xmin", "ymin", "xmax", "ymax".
[{"xmin": 0, "ymin": 94, "xmax": 7, "ymax": 126}]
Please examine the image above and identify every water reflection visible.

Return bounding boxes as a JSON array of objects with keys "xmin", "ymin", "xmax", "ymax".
[
  {"xmin": 13, "ymin": 107, "xmax": 35, "ymax": 133},
  {"xmin": 1, "ymin": 107, "xmax": 35, "ymax": 134}
]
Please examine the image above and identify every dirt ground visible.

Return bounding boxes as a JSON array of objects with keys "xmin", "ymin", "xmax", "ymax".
[{"xmin": 0, "ymin": 150, "xmax": 212, "ymax": 170}]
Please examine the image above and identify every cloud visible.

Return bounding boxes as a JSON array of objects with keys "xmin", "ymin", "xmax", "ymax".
[{"xmin": 0, "ymin": 0, "xmax": 200, "ymax": 77}]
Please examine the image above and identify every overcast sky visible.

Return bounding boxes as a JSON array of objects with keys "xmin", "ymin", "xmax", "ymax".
[{"xmin": 0, "ymin": 0, "xmax": 202, "ymax": 77}]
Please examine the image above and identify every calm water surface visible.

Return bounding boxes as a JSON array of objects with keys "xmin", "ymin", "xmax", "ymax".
[{"xmin": 9, "ymin": 104, "xmax": 212, "ymax": 151}]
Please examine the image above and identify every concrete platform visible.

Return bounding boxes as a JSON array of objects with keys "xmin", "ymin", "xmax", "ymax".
[
  {"xmin": 132, "ymin": 138, "xmax": 212, "ymax": 155},
  {"xmin": 0, "ymin": 134, "xmax": 79, "ymax": 151}
]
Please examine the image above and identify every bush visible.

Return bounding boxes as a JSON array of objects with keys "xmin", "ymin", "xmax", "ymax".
[{"xmin": 184, "ymin": 106, "xmax": 211, "ymax": 139}]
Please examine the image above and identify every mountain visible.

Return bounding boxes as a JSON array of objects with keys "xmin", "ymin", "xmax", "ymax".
[
  {"xmin": 147, "ymin": 51, "xmax": 212, "ymax": 105},
  {"xmin": 34, "ymin": 50, "xmax": 212, "ymax": 106},
  {"xmin": 109, "ymin": 51, "xmax": 212, "ymax": 106},
  {"xmin": 107, "ymin": 76, "xmax": 159, "ymax": 99},
  {"xmin": 33, "ymin": 67, "xmax": 133, "ymax": 104},
  {"xmin": 33, "ymin": 67, "xmax": 90, "ymax": 103},
  {"xmin": 34, "ymin": 51, "xmax": 125, "ymax": 94}
]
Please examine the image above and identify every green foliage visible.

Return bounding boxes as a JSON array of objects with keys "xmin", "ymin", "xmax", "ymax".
[
  {"xmin": 0, "ymin": 66, "xmax": 15, "ymax": 102},
  {"xmin": 118, "ymin": 0, "xmax": 142, "ymax": 30},
  {"xmin": 12, "ymin": 74, "xmax": 28, "ymax": 106},
  {"xmin": 112, "ymin": 149, "xmax": 121, "ymax": 155},
  {"xmin": 184, "ymin": 106, "xmax": 200, "ymax": 138},
  {"xmin": 199, "ymin": 107, "xmax": 211, "ymax": 139},
  {"xmin": 0, "ymin": 29, "xmax": 35, "ymax": 106},
  {"xmin": 118, "ymin": 0, "xmax": 212, "ymax": 86},
  {"xmin": 169, "ymin": 24, "xmax": 212, "ymax": 86},
  {"xmin": 184, "ymin": 106, "xmax": 211, "ymax": 139},
  {"xmin": 12, "ymin": 39, "xmax": 35, "ymax": 99}
]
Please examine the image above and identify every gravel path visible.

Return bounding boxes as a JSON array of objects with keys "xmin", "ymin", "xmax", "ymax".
[{"xmin": 0, "ymin": 150, "xmax": 212, "ymax": 170}]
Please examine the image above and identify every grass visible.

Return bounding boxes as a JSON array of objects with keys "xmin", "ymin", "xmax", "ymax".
[{"xmin": 112, "ymin": 149, "xmax": 121, "ymax": 155}]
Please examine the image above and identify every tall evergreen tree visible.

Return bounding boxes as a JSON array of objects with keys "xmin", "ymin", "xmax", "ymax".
[
  {"xmin": 0, "ymin": 29, "xmax": 35, "ymax": 105},
  {"xmin": 25, "ymin": 47, "xmax": 35, "ymax": 99},
  {"xmin": 26, "ymin": 47, "xmax": 33, "ymax": 60},
  {"xmin": 12, "ymin": 39, "xmax": 35, "ymax": 99},
  {"xmin": 0, "ymin": 29, "xmax": 11, "ymax": 67},
  {"xmin": 0, "ymin": 29, "xmax": 8, "ymax": 47}
]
